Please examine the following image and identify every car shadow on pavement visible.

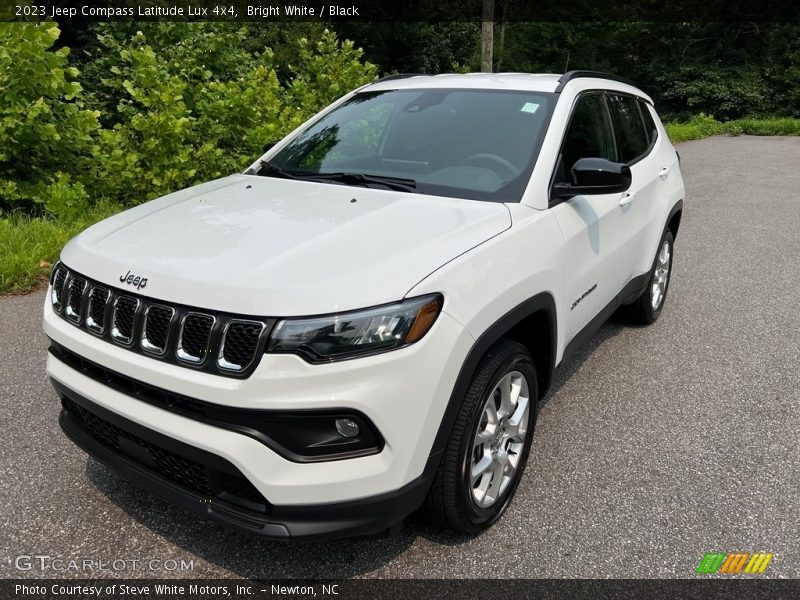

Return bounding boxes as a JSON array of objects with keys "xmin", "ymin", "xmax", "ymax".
[
  {"xmin": 85, "ymin": 459, "xmax": 419, "ymax": 578},
  {"xmin": 538, "ymin": 321, "xmax": 626, "ymax": 411},
  {"xmin": 83, "ymin": 322, "xmax": 627, "ymax": 575}
]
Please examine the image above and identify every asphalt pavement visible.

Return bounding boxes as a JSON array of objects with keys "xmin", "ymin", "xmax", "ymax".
[{"xmin": 1, "ymin": 136, "xmax": 798, "ymax": 579}]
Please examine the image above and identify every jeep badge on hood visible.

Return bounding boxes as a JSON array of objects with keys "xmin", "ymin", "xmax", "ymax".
[{"xmin": 119, "ymin": 270, "xmax": 148, "ymax": 290}]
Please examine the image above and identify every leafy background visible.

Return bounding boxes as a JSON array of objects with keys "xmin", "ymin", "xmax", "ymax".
[{"xmin": 0, "ymin": 20, "xmax": 798, "ymax": 292}]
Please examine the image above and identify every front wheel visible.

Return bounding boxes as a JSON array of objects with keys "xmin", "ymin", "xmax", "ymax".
[{"xmin": 426, "ymin": 340, "xmax": 537, "ymax": 534}]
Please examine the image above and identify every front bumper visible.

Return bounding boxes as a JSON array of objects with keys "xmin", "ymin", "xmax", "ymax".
[
  {"xmin": 57, "ymin": 381, "xmax": 430, "ymax": 540},
  {"xmin": 44, "ymin": 291, "xmax": 474, "ymax": 538}
]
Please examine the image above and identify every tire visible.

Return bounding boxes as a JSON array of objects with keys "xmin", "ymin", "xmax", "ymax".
[
  {"xmin": 426, "ymin": 339, "xmax": 538, "ymax": 534},
  {"xmin": 622, "ymin": 229, "xmax": 675, "ymax": 325}
]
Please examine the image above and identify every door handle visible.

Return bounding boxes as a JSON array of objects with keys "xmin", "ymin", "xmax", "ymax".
[
  {"xmin": 659, "ymin": 166, "xmax": 670, "ymax": 179},
  {"xmin": 619, "ymin": 192, "xmax": 635, "ymax": 206}
]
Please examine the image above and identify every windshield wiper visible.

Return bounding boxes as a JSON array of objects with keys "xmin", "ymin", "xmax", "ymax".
[
  {"xmin": 249, "ymin": 161, "xmax": 302, "ymax": 180},
  {"xmin": 249, "ymin": 163, "xmax": 417, "ymax": 193},
  {"xmin": 300, "ymin": 172, "xmax": 417, "ymax": 192}
]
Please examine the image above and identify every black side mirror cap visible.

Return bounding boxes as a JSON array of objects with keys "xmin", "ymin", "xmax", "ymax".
[{"xmin": 555, "ymin": 157, "xmax": 632, "ymax": 199}]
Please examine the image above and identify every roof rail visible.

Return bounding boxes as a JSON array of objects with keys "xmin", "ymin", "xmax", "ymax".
[
  {"xmin": 555, "ymin": 70, "xmax": 638, "ymax": 93},
  {"xmin": 375, "ymin": 73, "xmax": 426, "ymax": 83}
]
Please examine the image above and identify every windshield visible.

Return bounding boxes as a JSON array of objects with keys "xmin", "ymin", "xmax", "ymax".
[{"xmin": 263, "ymin": 88, "xmax": 555, "ymax": 202}]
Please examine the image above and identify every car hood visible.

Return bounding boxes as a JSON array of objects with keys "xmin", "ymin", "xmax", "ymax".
[{"xmin": 62, "ymin": 175, "xmax": 511, "ymax": 315}]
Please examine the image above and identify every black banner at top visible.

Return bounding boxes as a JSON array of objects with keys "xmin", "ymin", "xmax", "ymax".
[{"xmin": 2, "ymin": 0, "xmax": 800, "ymax": 22}]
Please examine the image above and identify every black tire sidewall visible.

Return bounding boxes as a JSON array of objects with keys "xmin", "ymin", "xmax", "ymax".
[{"xmin": 458, "ymin": 351, "xmax": 538, "ymax": 529}]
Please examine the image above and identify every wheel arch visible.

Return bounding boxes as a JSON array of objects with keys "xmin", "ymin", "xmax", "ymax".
[
  {"xmin": 667, "ymin": 200, "xmax": 683, "ymax": 240},
  {"xmin": 422, "ymin": 292, "xmax": 557, "ymax": 479}
]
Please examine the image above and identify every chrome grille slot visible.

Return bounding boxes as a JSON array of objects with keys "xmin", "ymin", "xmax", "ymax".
[
  {"xmin": 86, "ymin": 287, "xmax": 110, "ymax": 334},
  {"xmin": 218, "ymin": 320, "xmax": 265, "ymax": 372},
  {"xmin": 64, "ymin": 276, "xmax": 87, "ymax": 323},
  {"xmin": 111, "ymin": 296, "xmax": 139, "ymax": 345},
  {"xmin": 141, "ymin": 304, "xmax": 174, "ymax": 355},
  {"xmin": 177, "ymin": 313, "xmax": 215, "ymax": 365},
  {"xmin": 51, "ymin": 264, "xmax": 68, "ymax": 312}
]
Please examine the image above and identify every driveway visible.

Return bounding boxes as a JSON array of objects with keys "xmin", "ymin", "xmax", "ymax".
[{"xmin": 1, "ymin": 136, "xmax": 798, "ymax": 578}]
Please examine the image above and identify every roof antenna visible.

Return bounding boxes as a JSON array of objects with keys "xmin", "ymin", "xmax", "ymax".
[{"xmin": 564, "ymin": 52, "xmax": 570, "ymax": 73}]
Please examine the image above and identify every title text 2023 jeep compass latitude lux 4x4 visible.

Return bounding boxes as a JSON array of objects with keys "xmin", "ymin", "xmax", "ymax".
[{"xmin": 45, "ymin": 71, "xmax": 684, "ymax": 540}]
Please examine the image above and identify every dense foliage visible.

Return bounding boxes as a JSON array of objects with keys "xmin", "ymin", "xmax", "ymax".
[
  {"xmin": 1, "ymin": 19, "xmax": 799, "ymax": 294},
  {"xmin": 0, "ymin": 24, "xmax": 100, "ymax": 218},
  {"xmin": 0, "ymin": 23, "xmax": 377, "ymax": 216},
  {"xmin": 494, "ymin": 22, "xmax": 800, "ymax": 121}
]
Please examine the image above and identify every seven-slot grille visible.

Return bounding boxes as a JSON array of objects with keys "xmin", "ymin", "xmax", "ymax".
[{"xmin": 50, "ymin": 263, "xmax": 274, "ymax": 377}]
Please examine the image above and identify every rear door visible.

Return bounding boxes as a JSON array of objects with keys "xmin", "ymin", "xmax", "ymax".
[{"xmin": 605, "ymin": 93, "xmax": 662, "ymax": 280}]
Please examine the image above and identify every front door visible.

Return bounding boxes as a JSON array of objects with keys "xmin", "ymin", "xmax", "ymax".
[{"xmin": 550, "ymin": 92, "xmax": 641, "ymax": 342}]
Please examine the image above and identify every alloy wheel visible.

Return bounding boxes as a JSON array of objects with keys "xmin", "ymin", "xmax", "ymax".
[
  {"xmin": 651, "ymin": 239, "xmax": 671, "ymax": 311},
  {"xmin": 470, "ymin": 370, "xmax": 531, "ymax": 508}
]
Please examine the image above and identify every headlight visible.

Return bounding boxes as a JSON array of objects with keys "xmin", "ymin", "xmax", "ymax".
[{"xmin": 268, "ymin": 294, "xmax": 443, "ymax": 362}]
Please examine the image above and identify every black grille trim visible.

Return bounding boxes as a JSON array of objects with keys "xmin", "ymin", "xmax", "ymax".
[
  {"xmin": 141, "ymin": 304, "xmax": 175, "ymax": 356},
  {"xmin": 86, "ymin": 286, "xmax": 110, "ymax": 335},
  {"xmin": 111, "ymin": 295, "xmax": 139, "ymax": 346},
  {"xmin": 177, "ymin": 312, "xmax": 215, "ymax": 365},
  {"xmin": 51, "ymin": 264, "xmax": 275, "ymax": 378},
  {"xmin": 218, "ymin": 320, "xmax": 266, "ymax": 372},
  {"xmin": 58, "ymin": 391, "xmax": 269, "ymax": 510},
  {"xmin": 51, "ymin": 264, "xmax": 68, "ymax": 312},
  {"xmin": 65, "ymin": 276, "xmax": 87, "ymax": 324}
]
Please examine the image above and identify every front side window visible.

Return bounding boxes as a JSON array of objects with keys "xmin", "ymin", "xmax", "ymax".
[
  {"xmin": 555, "ymin": 93, "xmax": 616, "ymax": 184},
  {"xmin": 265, "ymin": 89, "xmax": 555, "ymax": 202},
  {"xmin": 607, "ymin": 94, "xmax": 649, "ymax": 163}
]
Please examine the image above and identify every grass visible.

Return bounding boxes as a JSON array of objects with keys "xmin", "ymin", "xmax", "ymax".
[
  {"xmin": 2, "ymin": 114, "xmax": 799, "ymax": 296},
  {"xmin": 664, "ymin": 114, "xmax": 800, "ymax": 143},
  {"xmin": 0, "ymin": 203, "xmax": 119, "ymax": 295}
]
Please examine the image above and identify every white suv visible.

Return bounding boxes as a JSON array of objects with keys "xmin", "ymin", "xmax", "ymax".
[{"xmin": 44, "ymin": 71, "xmax": 684, "ymax": 540}]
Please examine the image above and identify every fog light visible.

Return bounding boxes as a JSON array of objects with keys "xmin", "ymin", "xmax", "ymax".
[{"xmin": 335, "ymin": 418, "xmax": 360, "ymax": 438}]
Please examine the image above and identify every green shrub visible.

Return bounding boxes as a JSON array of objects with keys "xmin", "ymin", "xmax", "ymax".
[
  {"xmin": 658, "ymin": 66, "xmax": 769, "ymax": 121},
  {"xmin": 0, "ymin": 23, "xmax": 100, "ymax": 217},
  {"xmin": 664, "ymin": 114, "xmax": 800, "ymax": 143},
  {"xmin": 89, "ymin": 26, "xmax": 377, "ymax": 205},
  {"xmin": 664, "ymin": 113, "xmax": 724, "ymax": 142},
  {"xmin": 729, "ymin": 117, "xmax": 800, "ymax": 136}
]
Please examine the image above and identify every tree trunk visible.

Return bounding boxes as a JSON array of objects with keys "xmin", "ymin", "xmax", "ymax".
[
  {"xmin": 497, "ymin": 1, "xmax": 508, "ymax": 71},
  {"xmin": 481, "ymin": 0, "xmax": 494, "ymax": 73}
]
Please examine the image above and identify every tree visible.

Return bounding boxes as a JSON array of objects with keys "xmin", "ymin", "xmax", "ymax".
[
  {"xmin": 0, "ymin": 23, "xmax": 100, "ymax": 217},
  {"xmin": 481, "ymin": 0, "xmax": 494, "ymax": 72}
]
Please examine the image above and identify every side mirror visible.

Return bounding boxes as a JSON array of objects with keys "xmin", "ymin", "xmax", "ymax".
[{"xmin": 554, "ymin": 157, "xmax": 632, "ymax": 199}]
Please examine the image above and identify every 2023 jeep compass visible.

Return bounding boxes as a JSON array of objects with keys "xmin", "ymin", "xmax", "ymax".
[{"xmin": 45, "ymin": 71, "xmax": 684, "ymax": 540}]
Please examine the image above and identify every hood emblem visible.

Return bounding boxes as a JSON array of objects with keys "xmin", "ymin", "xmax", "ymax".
[{"xmin": 120, "ymin": 270, "xmax": 149, "ymax": 290}]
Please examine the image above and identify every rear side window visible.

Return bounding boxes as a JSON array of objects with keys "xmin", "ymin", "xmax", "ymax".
[
  {"xmin": 607, "ymin": 94, "xmax": 649, "ymax": 163},
  {"xmin": 556, "ymin": 93, "xmax": 616, "ymax": 183},
  {"xmin": 638, "ymin": 99, "xmax": 658, "ymax": 144}
]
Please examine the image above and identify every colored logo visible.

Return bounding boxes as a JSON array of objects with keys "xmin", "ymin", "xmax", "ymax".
[{"xmin": 696, "ymin": 552, "xmax": 774, "ymax": 575}]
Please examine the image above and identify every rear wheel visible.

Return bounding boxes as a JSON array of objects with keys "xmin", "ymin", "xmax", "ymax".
[
  {"xmin": 426, "ymin": 340, "xmax": 537, "ymax": 534},
  {"xmin": 622, "ymin": 229, "xmax": 674, "ymax": 325}
]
